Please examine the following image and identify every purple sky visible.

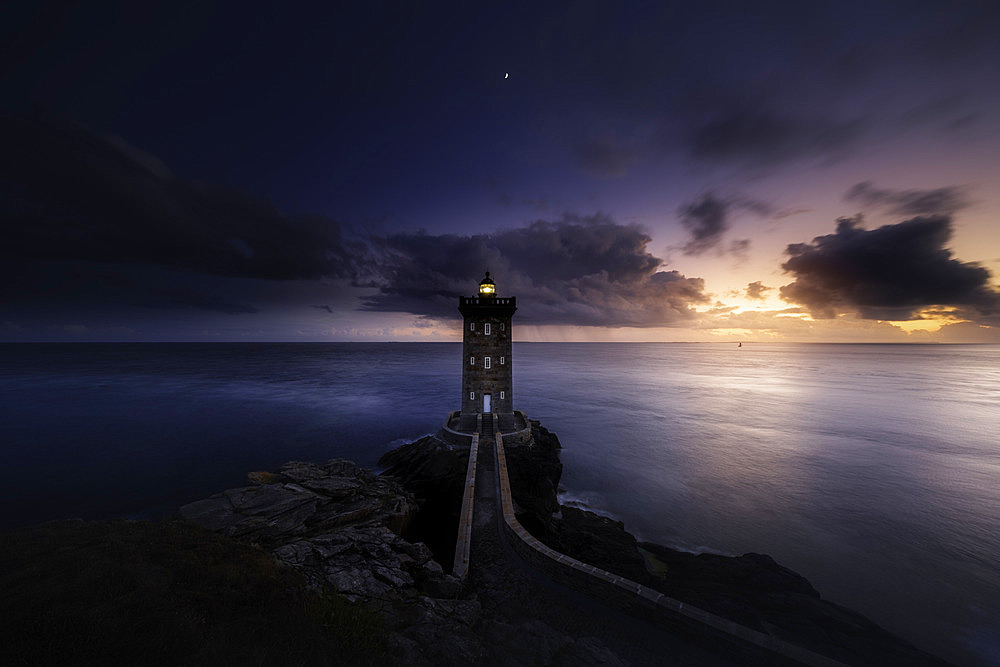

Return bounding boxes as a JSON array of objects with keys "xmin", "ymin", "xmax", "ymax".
[{"xmin": 3, "ymin": 1, "xmax": 1000, "ymax": 341}]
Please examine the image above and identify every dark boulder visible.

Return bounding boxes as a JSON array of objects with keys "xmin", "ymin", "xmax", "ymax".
[
  {"xmin": 378, "ymin": 435, "xmax": 469, "ymax": 567},
  {"xmin": 504, "ymin": 420, "xmax": 563, "ymax": 532},
  {"xmin": 546, "ymin": 506, "xmax": 649, "ymax": 583}
]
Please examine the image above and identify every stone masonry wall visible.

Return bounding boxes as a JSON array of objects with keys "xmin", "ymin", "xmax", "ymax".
[
  {"xmin": 452, "ymin": 431, "xmax": 479, "ymax": 580},
  {"xmin": 461, "ymin": 302, "xmax": 514, "ymax": 415}
]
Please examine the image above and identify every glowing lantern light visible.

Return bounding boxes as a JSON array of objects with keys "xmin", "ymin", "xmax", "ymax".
[{"xmin": 479, "ymin": 271, "xmax": 496, "ymax": 296}]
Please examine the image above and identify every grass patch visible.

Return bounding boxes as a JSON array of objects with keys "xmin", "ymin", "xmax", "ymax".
[
  {"xmin": 246, "ymin": 471, "xmax": 283, "ymax": 485},
  {"xmin": 638, "ymin": 546, "xmax": 670, "ymax": 579},
  {"xmin": 0, "ymin": 519, "xmax": 397, "ymax": 666}
]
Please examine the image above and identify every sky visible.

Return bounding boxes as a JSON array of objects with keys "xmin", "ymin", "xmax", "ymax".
[{"xmin": 2, "ymin": 0, "xmax": 1000, "ymax": 342}]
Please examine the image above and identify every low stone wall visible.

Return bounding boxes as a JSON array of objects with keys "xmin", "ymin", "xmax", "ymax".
[
  {"xmin": 439, "ymin": 409, "xmax": 530, "ymax": 447},
  {"xmin": 493, "ymin": 438, "xmax": 844, "ymax": 667},
  {"xmin": 438, "ymin": 411, "xmax": 474, "ymax": 447},
  {"xmin": 499, "ymin": 410, "xmax": 532, "ymax": 446},
  {"xmin": 452, "ymin": 432, "xmax": 479, "ymax": 580}
]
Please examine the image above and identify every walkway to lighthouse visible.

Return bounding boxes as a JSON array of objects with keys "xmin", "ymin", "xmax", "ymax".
[{"xmin": 464, "ymin": 432, "xmax": 735, "ymax": 665}]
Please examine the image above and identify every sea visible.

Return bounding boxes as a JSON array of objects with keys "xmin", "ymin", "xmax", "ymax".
[{"xmin": 1, "ymin": 342, "xmax": 997, "ymax": 665}]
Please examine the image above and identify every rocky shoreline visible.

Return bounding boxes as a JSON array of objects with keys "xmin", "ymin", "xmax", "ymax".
[
  {"xmin": 179, "ymin": 458, "xmax": 482, "ymax": 664},
  {"xmin": 488, "ymin": 422, "xmax": 944, "ymax": 665},
  {"xmin": 173, "ymin": 420, "xmax": 945, "ymax": 665},
  {"xmin": 0, "ymin": 419, "xmax": 951, "ymax": 664},
  {"xmin": 0, "ymin": 417, "xmax": 942, "ymax": 664}
]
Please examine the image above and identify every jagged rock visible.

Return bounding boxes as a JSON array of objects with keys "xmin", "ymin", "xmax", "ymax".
[
  {"xmin": 544, "ymin": 506, "xmax": 649, "ymax": 583},
  {"xmin": 401, "ymin": 540, "xmax": 435, "ymax": 565},
  {"xmin": 373, "ymin": 564, "xmax": 415, "ymax": 589},
  {"xmin": 181, "ymin": 457, "xmax": 482, "ymax": 663},
  {"xmin": 271, "ymin": 540, "xmax": 314, "ymax": 567},
  {"xmin": 299, "ymin": 476, "xmax": 363, "ymax": 498},
  {"xmin": 276, "ymin": 461, "xmax": 329, "ymax": 482},
  {"xmin": 328, "ymin": 566, "xmax": 393, "ymax": 599},
  {"xmin": 504, "ymin": 421, "xmax": 563, "ymax": 531},
  {"xmin": 421, "ymin": 572, "xmax": 461, "ymax": 598},
  {"xmin": 378, "ymin": 435, "xmax": 469, "ymax": 566},
  {"xmin": 307, "ymin": 533, "xmax": 355, "ymax": 560}
]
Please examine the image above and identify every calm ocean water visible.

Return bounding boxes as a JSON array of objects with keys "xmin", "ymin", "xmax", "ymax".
[{"xmin": 1, "ymin": 342, "xmax": 997, "ymax": 665}]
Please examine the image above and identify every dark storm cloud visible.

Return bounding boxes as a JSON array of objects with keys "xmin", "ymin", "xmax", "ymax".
[
  {"xmin": 676, "ymin": 193, "xmax": 770, "ymax": 256},
  {"xmin": 0, "ymin": 112, "xmax": 362, "ymax": 282},
  {"xmin": 0, "ymin": 258, "xmax": 263, "ymax": 324},
  {"xmin": 844, "ymin": 181, "xmax": 969, "ymax": 216},
  {"xmin": 728, "ymin": 239, "xmax": 752, "ymax": 262},
  {"xmin": 0, "ymin": 111, "xmax": 710, "ymax": 330},
  {"xmin": 363, "ymin": 214, "xmax": 709, "ymax": 327},
  {"xmin": 745, "ymin": 282, "xmax": 772, "ymax": 300},
  {"xmin": 689, "ymin": 108, "xmax": 864, "ymax": 167},
  {"xmin": 780, "ymin": 215, "xmax": 1000, "ymax": 322},
  {"xmin": 667, "ymin": 5, "xmax": 1000, "ymax": 171},
  {"xmin": 142, "ymin": 287, "xmax": 258, "ymax": 314},
  {"xmin": 677, "ymin": 194, "xmax": 727, "ymax": 256}
]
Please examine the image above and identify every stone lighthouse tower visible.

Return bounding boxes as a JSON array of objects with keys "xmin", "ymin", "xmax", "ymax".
[{"xmin": 459, "ymin": 272, "xmax": 516, "ymax": 424}]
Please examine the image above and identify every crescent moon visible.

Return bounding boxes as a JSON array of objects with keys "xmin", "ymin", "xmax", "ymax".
[{"xmin": 504, "ymin": 72, "xmax": 509, "ymax": 79}]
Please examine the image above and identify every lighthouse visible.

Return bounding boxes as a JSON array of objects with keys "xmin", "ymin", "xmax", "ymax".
[{"xmin": 458, "ymin": 272, "xmax": 516, "ymax": 424}]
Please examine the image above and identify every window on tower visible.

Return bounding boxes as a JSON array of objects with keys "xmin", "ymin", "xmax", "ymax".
[
  {"xmin": 470, "ymin": 322, "xmax": 475, "ymax": 331},
  {"xmin": 500, "ymin": 390, "xmax": 505, "ymax": 399},
  {"xmin": 470, "ymin": 356, "xmax": 475, "ymax": 365},
  {"xmin": 484, "ymin": 357, "xmax": 491, "ymax": 369},
  {"xmin": 500, "ymin": 323, "xmax": 505, "ymax": 331},
  {"xmin": 500, "ymin": 356, "xmax": 505, "ymax": 365},
  {"xmin": 484, "ymin": 323, "xmax": 491, "ymax": 335},
  {"xmin": 470, "ymin": 391, "xmax": 474, "ymax": 400}
]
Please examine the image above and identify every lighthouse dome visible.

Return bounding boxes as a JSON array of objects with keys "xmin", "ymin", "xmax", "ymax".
[{"xmin": 479, "ymin": 271, "xmax": 495, "ymax": 295}]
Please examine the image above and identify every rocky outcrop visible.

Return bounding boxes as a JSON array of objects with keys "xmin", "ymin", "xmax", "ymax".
[
  {"xmin": 180, "ymin": 459, "xmax": 482, "ymax": 665},
  {"xmin": 378, "ymin": 435, "xmax": 469, "ymax": 566},
  {"xmin": 180, "ymin": 451, "xmax": 628, "ymax": 665},
  {"xmin": 545, "ymin": 506, "xmax": 650, "ymax": 583},
  {"xmin": 503, "ymin": 420, "xmax": 563, "ymax": 531}
]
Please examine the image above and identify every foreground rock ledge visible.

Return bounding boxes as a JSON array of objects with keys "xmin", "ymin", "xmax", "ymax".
[
  {"xmin": 181, "ymin": 455, "xmax": 663, "ymax": 664},
  {"xmin": 180, "ymin": 459, "xmax": 480, "ymax": 665}
]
